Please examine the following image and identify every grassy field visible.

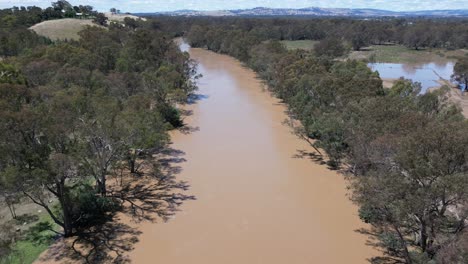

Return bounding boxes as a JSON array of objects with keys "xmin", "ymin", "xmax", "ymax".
[
  {"xmin": 5, "ymin": 240, "xmax": 51, "ymax": 264},
  {"xmin": 29, "ymin": 18, "xmax": 104, "ymax": 41},
  {"xmin": 280, "ymin": 40, "xmax": 318, "ymax": 51},
  {"xmin": 348, "ymin": 44, "xmax": 468, "ymax": 64},
  {"xmin": 1, "ymin": 212, "xmax": 58, "ymax": 264}
]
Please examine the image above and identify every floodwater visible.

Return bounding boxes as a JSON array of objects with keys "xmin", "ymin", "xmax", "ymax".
[
  {"xmin": 127, "ymin": 43, "xmax": 376, "ymax": 263},
  {"xmin": 369, "ymin": 62, "xmax": 455, "ymax": 92}
]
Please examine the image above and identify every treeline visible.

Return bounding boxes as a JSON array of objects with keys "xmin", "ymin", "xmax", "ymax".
[
  {"xmin": 181, "ymin": 19, "xmax": 468, "ymax": 263},
  {"xmin": 0, "ymin": 0, "xmax": 99, "ymax": 27},
  {"xmin": 0, "ymin": 11, "xmax": 50, "ymax": 57},
  {"xmin": 0, "ymin": 3, "xmax": 197, "ymax": 258},
  {"xmin": 0, "ymin": 0, "xmax": 110, "ymax": 57},
  {"xmin": 156, "ymin": 16, "xmax": 468, "ymax": 50}
]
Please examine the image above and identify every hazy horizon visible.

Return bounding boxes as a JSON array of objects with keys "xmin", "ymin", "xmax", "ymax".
[{"xmin": 0, "ymin": 0, "xmax": 467, "ymax": 13}]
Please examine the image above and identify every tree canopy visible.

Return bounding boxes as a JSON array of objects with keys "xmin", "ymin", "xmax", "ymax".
[{"xmin": 0, "ymin": 3, "xmax": 197, "ymax": 247}]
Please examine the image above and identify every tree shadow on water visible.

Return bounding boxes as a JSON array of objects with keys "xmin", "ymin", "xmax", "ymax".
[
  {"xmin": 186, "ymin": 93, "xmax": 209, "ymax": 105},
  {"xmin": 178, "ymin": 125, "xmax": 200, "ymax": 135},
  {"xmin": 293, "ymin": 149, "xmax": 326, "ymax": 166},
  {"xmin": 38, "ymin": 147, "xmax": 195, "ymax": 264}
]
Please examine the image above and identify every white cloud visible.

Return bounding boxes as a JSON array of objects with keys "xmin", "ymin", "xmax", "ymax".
[{"xmin": 0, "ymin": 0, "xmax": 466, "ymax": 13}]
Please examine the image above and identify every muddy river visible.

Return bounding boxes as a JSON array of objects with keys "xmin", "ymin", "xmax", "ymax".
[{"xmin": 125, "ymin": 44, "xmax": 376, "ymax": 263}]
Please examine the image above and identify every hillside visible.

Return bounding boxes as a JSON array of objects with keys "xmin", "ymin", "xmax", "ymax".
[
  {"xmin": 29, "ymin": 19, "xmax": 102, "ymax": 41},
  {"xmin": 104, "ymin": 12, "xmax": 147, "ymax": 22}
]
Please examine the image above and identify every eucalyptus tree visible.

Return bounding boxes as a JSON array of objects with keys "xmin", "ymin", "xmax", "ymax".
[
  {"xmin": 354, "ymin": 120, "xmax": 468, "ymax": 263},
  {"xmin": 452, "ymin": 58, "xmax": 468, "ymax": 91}
]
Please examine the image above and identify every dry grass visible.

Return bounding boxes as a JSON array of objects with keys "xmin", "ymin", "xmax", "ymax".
[
  {"xmin": 29, "ymin": 19, "xmax": 104, "ymax": 41},
  {"xmin": 280, "ymin": 40, "xmax": 318, "ymax": 51},
  {"xmin": 104, "ymin": 12, "xmax": 147, "ymax": 22}
]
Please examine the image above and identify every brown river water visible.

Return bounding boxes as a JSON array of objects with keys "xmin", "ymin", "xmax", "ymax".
[
  {"xmin": 37, "ymin": 44, "xmax": 376, "ymax": 264},
  {"xmin": 127, "ymin": 45, "xmax": 376, "ymax": 263}
]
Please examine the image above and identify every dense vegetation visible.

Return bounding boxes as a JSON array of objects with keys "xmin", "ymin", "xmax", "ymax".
[
  {"xmin": 0, "ymin": 0, "xmax": 103, "ymax": 26},
  {"xmin": 0, "ymin": 0, "xmax": 111, "ymax": 57},
  {"xmin": 0, "ymin": 3, "xmax": 197, "ymax": 262},
  {"xmin": 157, "ymin": 16, "xmax": 468, "ymax": 51},
  {"xmin": 2, "ymin": 4, "xmax": 468, "ymax": 263},
  {"xmin": 178, "ymin": 17, "xmax": 468, "ymax": 263}
]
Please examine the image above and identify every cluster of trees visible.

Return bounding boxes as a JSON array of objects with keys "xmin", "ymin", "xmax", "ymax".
[
  {"xmin": 0, "ymin": 4, "xmax": 197, "ymax": 248},
  {"xmin": 0, "ymin": 13, "xmax": 50, "ymax": 57},
  {"xmin": 0, "ymin": 1, "xmax": 99, "ymax": 27},
  {"xmin": 0, "ymin": 1, "xmax": 112, "ymax": 57},
  {"xmin": 183, "ymin": 19, "xmax": 468, "ymax": 263},
  {"xmin": 158, "ymin": 16, "xmax": 468, "ymax": 51}
]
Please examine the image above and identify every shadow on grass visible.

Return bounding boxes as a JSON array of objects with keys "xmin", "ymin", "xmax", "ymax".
[
  {"xmin": 37, "ymin": 147, "xmax": 195, "ymax": 264},
  {"xmin": 41, "ymin": 220, "xmax": 140, "ymax": 264}
]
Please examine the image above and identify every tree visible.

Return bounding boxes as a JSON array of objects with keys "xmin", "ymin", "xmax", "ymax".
[
  {"xmin": 314, "ymin": 38, "xmax": 348, "ymax": 58},
  {"xmin": 78, "ymin": 5, "xmax": 94, "ymax": 14},
  {"xmin": 124, "ymin": 17, "xmax": 139, "ymax": 30},
  {"xmin": 51, "ymin": 0, "xmax": 72, "ymax": 11},
  {"xmin": 78, "ymin": 98, "xmax": 125, "ymax": 197},
  {"xmin": 120, "ymin": 95, "xmax": 169, "ymax": 174},
  {"xmin": 0, "ymin": 62, "xmax": 27, "ymax": 85},
  {"xmin": 42, "ymin": 7, "xmax": 63, "ymax": 20},
  {"xmin": 0, "ymin": 169, "xmax": 21, "ymax": 219},
  {"xmin": 452, "ymin": 57, "xmax": 468, "ymax": 91},
  {"xmin": 0, "ymin": 223, "xmax": 17, "ymax": 261},
  {"xmin": 186, "ymin": 25, "xmax": 207, "ymax": 48},
  {"xmin": 0, "ymin": 5, "xmax": 197, "ymax": 244},
  {"xmin": 350, "ymin": 22, "xmax": 370, "ymax": 51},
  {"xmin": 403, "ymin": 24, "xmax": 430, "ymax": 50},
  {"xmin": 437, "ymin": 230, "xmax": 468, "ymax": 264},
  {"xmin": 354, "ymin": 120, "xmax": 468, "ymax": 263},
  {"xmin": 93, "ymin": 13, "xmax": 108, "ymax": 26},
  {"xmin": 63, "ymin": 8, "xmax": 76, "ymax": 18}
]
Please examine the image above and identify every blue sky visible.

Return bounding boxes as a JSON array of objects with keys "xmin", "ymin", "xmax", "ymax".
[{"xmin": 0, "ymin": 0, "xmax": 466, "ymax": 13}]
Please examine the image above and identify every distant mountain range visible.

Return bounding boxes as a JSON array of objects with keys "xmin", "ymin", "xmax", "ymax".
[{"xmin": 137, "ymin": 7, "xmax": 468, "ymax": 17}]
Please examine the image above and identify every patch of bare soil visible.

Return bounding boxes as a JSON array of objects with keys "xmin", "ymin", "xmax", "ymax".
[{"xmin": 34, "ymin": 148, "xmax": 195, "ymax": 264}]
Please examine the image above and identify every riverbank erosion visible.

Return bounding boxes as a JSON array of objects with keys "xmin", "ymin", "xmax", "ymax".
[
  {"xmin": 433, "ymin": 80, "xmax": 468, "ymax": 118},
  {"xmin": 35, "ymin": 46, "xmax": 377, "ymax": 264}
]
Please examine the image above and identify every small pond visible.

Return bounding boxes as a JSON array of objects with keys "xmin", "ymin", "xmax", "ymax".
[{"xmin": 368, "ymin": 62, "xmax": 456, "ymax": 93}]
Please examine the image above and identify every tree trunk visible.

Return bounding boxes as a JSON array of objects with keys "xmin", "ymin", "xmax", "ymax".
[
  {"xmin": 6, "ymin": 201, "xmax": 17, "ymax": 219},
  {"xmin": 57, "ymin": 180, "xmax": 74, "ymax": 237},
  {"xmin": 128, "ymin": 149, "xmax": 140, "ymax": 174},
  {"xmin": 420, "ymin": 221, "xmax": 428, "ymax": 253},
  {"xmin": 129, "ymin": 158, "xmax": 136, "ymax": 174},
  {"xmin": 23, "ymin": 191, "xmax": 65, "ymax": 235},
  {"xmin": 98, "ymin": 172, "xmax": 107, "ymax": 196},
  {"xmin": 393, "ymin": 224, "xmax": 412, "ymax": 264},
  {"xmin": 59, "ymin": 197, "xmax": 74, "ymax": 237}
]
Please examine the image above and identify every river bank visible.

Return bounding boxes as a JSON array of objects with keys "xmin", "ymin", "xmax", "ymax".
[
  {"xmin": 35, "ymin": 44, "xmax": 377, "ymax": 264},
  {"xmin": 381, "ymin": 78, "xmax": 468, "ymax": 118},
  {"xmin": 371, "ymin": 61, "xmax": 468, "ymax": 118},
  {"xmin": 434, "ymin": 80, "xmax": 468, "ymax": 118},
  {"xmin": 125, "ymin": 45, "xmax": 377, "ymax": 263}
]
